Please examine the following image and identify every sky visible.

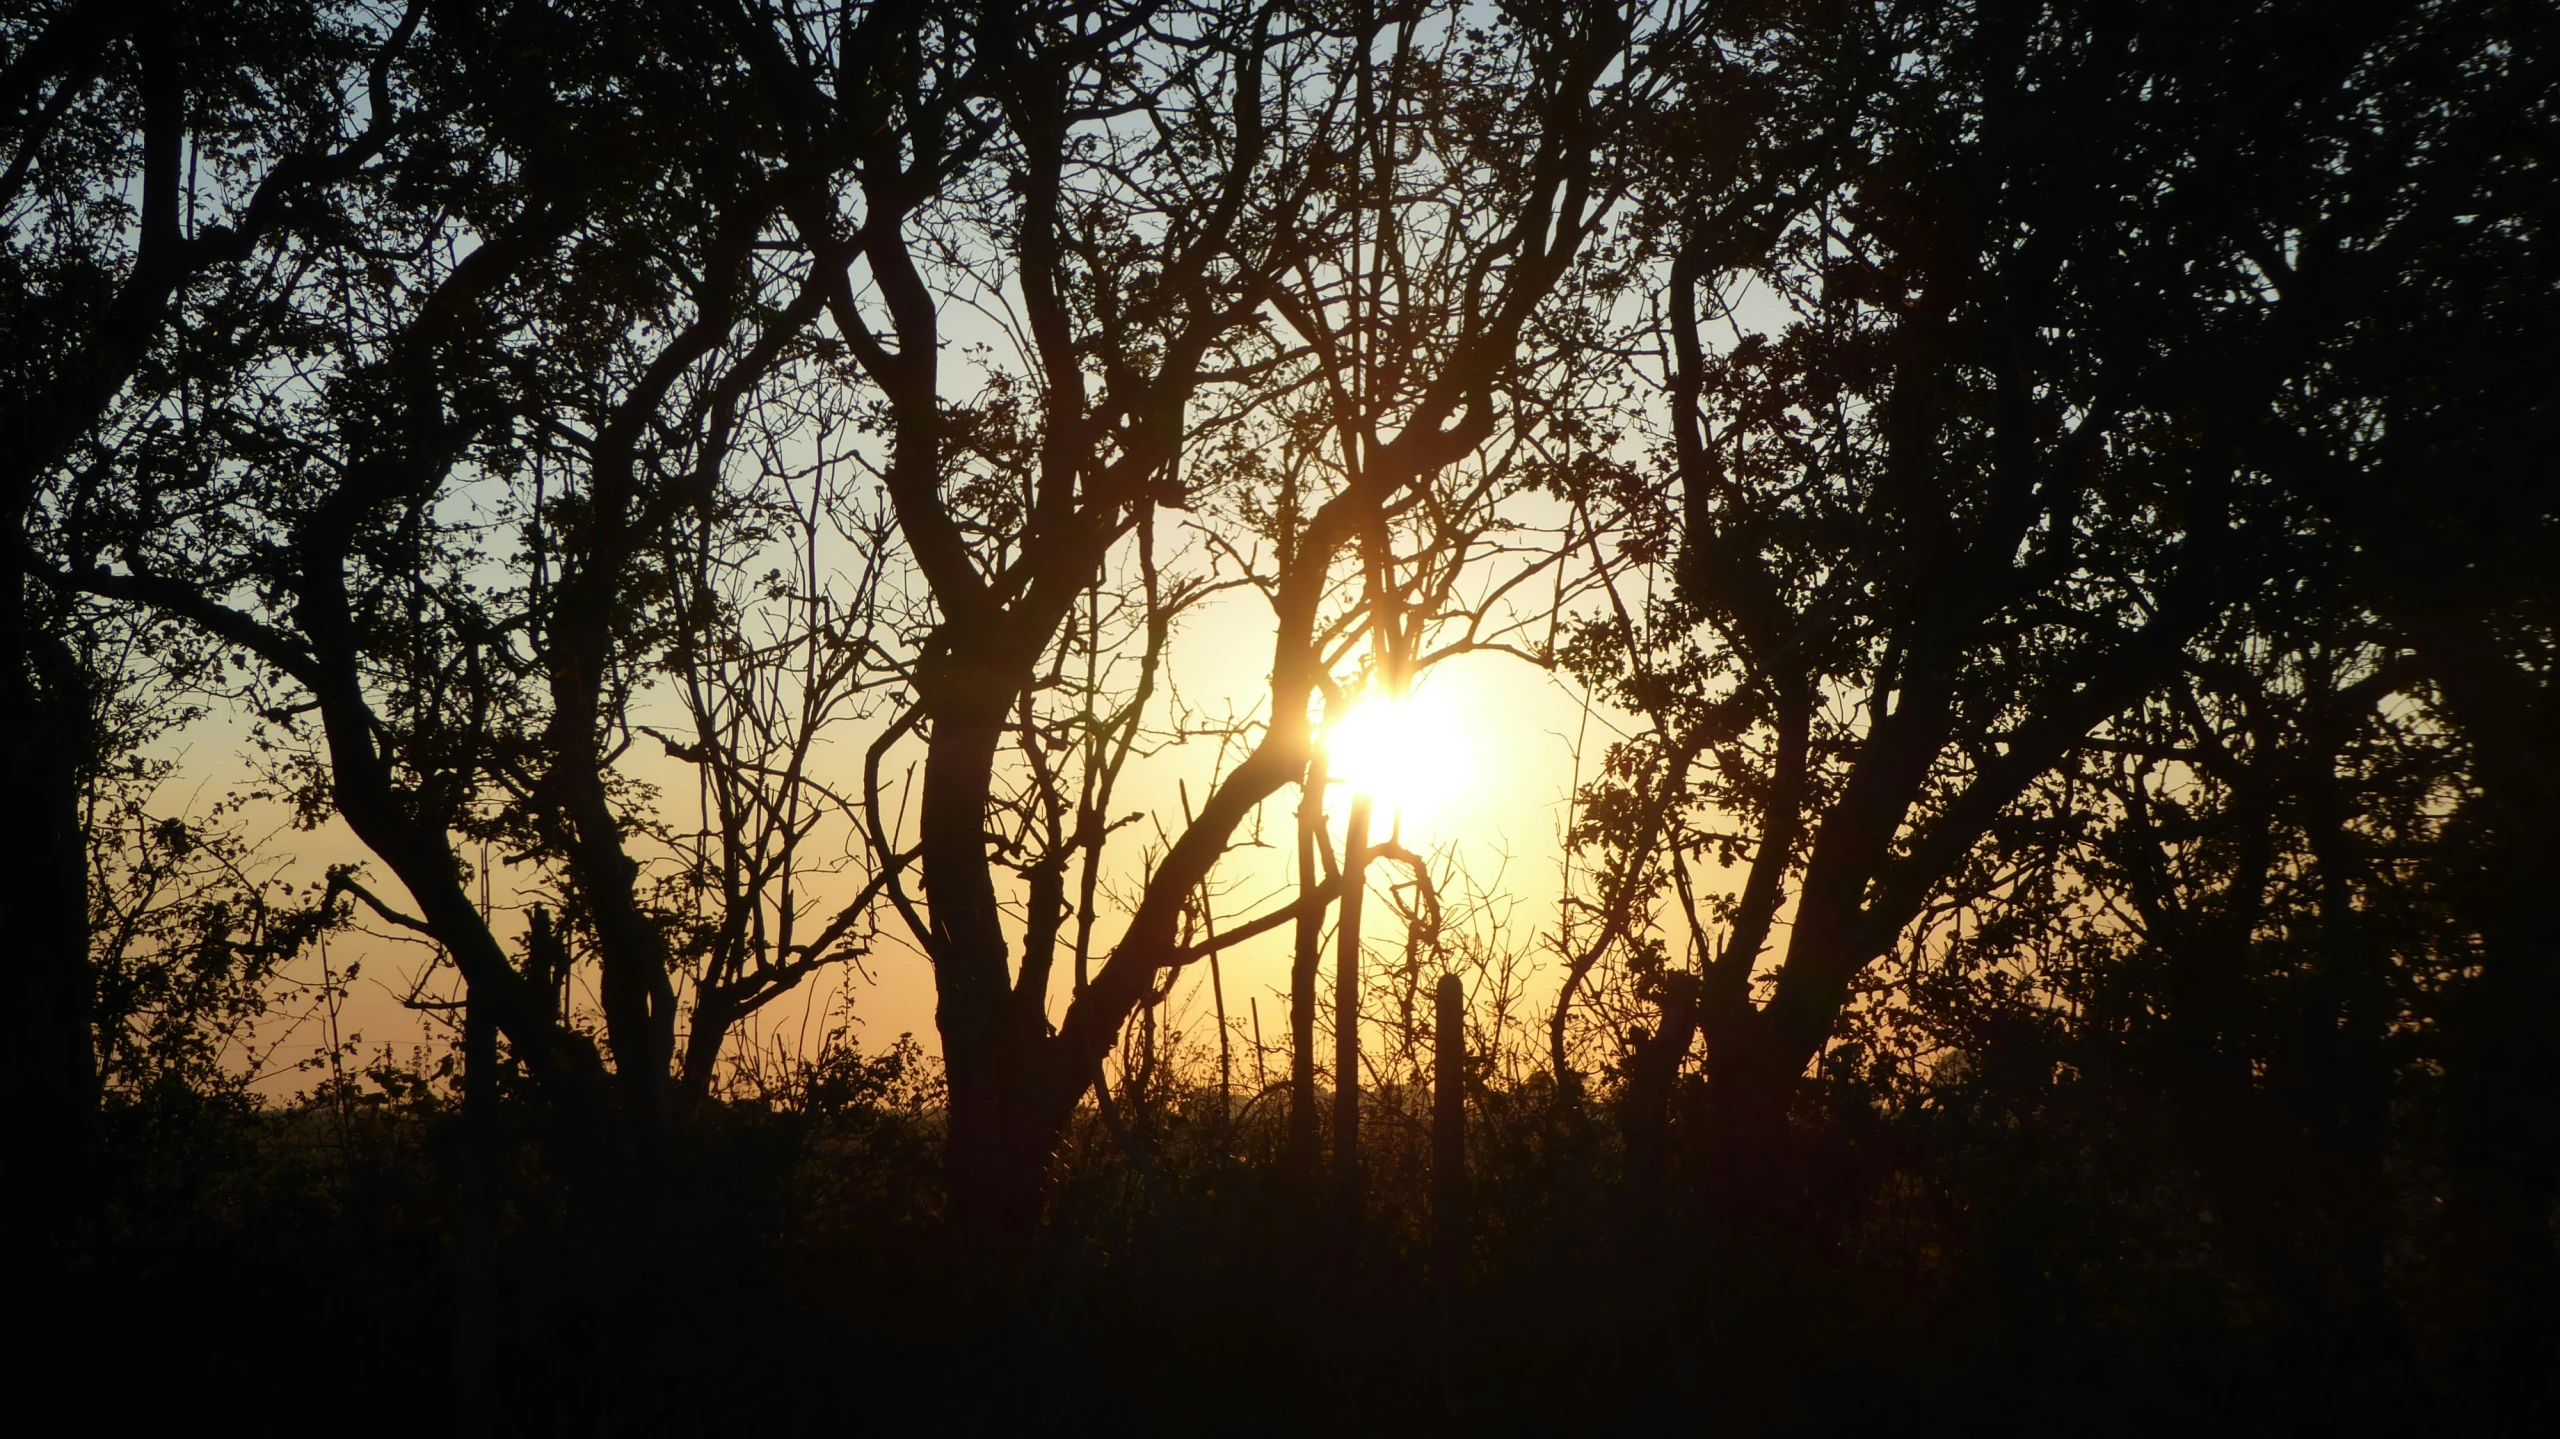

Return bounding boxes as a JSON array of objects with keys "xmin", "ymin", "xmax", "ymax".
[
  {"xmin": 211, "ymin": 530, "xmax": 1632, "ymax": 1103},
  {"xmin": 172, "ymin": 227, "xmax": 1803, "ymax": 1107}
]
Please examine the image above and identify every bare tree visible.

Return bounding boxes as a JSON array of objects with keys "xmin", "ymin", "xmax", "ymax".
[
  {"xmin": 740, "ymin": 0, "xmax": 1663, "ymax": 1237},
  {"xmin": 647, "ymin": 375, "xmax": 911, "ymax": 1101}
]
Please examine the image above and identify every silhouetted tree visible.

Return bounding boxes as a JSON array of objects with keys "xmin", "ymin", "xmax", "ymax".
[
  {"xmin": 26, "ymin": 10, "xmax": 909, "ymax": 1419},
  {"xmin": 1569, "ymin": 0, "xmax": 2538, "ymax": 1204},
  {"xmin": 3, "ymin": 0, "xmax": 418, "ymax": 1268},
  {"xmin": 11, "ymin": 1, "xmax": 2551, "ymax": 1427},
  {"xmin": 744, "ymin": 0, "xmax": 1664, "ymax": 1239},
  {"xmin": 32, "ymin": 0, "xmax": 907, "ymax": 1136}
]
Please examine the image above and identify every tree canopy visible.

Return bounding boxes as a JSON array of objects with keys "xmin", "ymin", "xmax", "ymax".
[{"xmin": 5, "ymin": 0, "xmax": 2552, "ymax": 1430}]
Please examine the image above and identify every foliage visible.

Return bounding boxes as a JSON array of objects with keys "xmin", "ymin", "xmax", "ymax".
[{"xmin": 5, "ymin": 0, "xmax": 2552, "ymax": 1429}]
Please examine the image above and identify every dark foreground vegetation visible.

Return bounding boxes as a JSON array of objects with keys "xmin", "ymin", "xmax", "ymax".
[
  {"xmin": 4, "ymin": 0, "xmax": 2552, "ymax": 1432},
  {"xmin": 60, "ymin": 1031, "xmax": 2560, "ymax": 1434}
]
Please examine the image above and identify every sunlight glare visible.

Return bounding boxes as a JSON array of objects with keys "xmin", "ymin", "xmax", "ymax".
[{"xmin": 1324, "ymin": 686, "xmax": 1474, "ymax": 832}]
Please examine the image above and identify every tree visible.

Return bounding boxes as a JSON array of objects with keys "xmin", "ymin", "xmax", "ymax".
[
  {"xmin": 29, "ymin": 0, "xmax": 913, "ymax": 1205},
  {"xmin": 742, "ymin": 0, "xmax": 1663, "ymax": 1238},
  {"xmin": 2233, "ymin": 0, "xmax": 2560, "ymax": 1372},
  {"xmin": 2, "ymin": 0, "xmax": 419, "ymax": 1255},
  {"xmin": 1565, "ymin": 0, "xmax": 2499, "ymax": 1189},
  {"xmin": 1259, "ymin": 0, "xmax": 1659, "ymax": 1218}
]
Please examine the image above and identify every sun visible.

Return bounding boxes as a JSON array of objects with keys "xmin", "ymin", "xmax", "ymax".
[{"xmin": 1324, "ymin": 685, "xmax": 1474, "ymax": 832}]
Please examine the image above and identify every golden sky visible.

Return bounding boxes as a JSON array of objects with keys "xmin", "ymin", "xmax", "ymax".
[{"xmin": 222, "ymin": 551, "xmax": 1626, "ymax": 1100}]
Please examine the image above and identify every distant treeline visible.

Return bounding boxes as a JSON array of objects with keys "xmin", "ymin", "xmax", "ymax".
[{"xmin": 1, "ymin": 1, "xmax": 2550, "ymax": 1433}]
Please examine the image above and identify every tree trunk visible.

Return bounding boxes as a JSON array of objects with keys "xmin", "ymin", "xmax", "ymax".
[
  {"xmin": 1289, "ymin": 755, "xmax": 1327, "ymax": 1175},
  {"xmin": 1332, "ymin": 793, "xmax": 1373, "ymax": 1238},
  {"xmin": 941, "ymin": 1034, "xmax": 1055, "ymax": 1246},
  {"xmin": 1694, "ymin": 1001, "xmax": 1801, "ymax": 1219},
  {"xmin": 919, "ymin": 658, "xmax": 1057, "ymax": 1242},
  {"xmin": 1211, "ymin": 947, "xmax": 1231, "ymax": 1129},
  {"xmin": 0, "ymin": 626, "xmax": 96, "ymax": 1272},
  {"xmin": 453, "ymin": 990, "xmax": 500, "ymax": 1437},
  {"xmin": 1430, "ymin": 972, "xmax": 1469, "ymax": 1283},
  {"xmin": 1620, "ymin": 992, "xmax": 1698, "ymax": 1217}
]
